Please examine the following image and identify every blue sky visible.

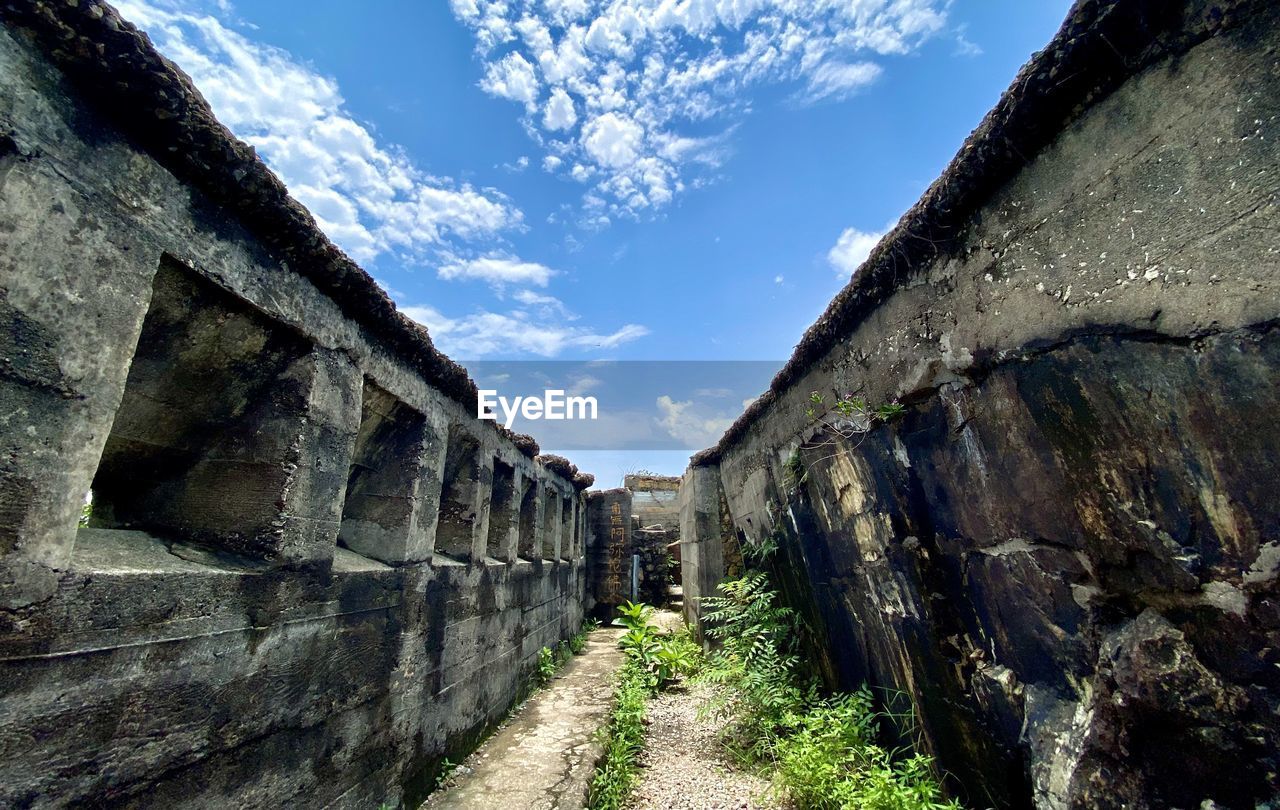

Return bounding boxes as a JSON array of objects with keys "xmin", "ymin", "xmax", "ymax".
[{"xmin": 115, "ymin": 0, "xmax": 1071, "ymax": 486}]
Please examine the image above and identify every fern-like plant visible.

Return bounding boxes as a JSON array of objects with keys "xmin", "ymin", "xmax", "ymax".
[{"xmin": 697, "ymin": 572, "xmax": 961, "ymax": 809}]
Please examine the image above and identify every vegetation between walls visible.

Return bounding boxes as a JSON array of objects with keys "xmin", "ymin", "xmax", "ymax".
[{"xmin": 699, "ymin": 570, "xmax": 960, "ymax": 810}]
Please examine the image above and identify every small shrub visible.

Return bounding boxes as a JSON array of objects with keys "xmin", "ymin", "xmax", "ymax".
[
  {"xmin": 613, "ymin": 601, "xmax": 700, "ymax": 687},
  {"xmin": 434, "ymin": 757, "xmax": 457, "ymax": 790},
  {"xmin": 537, "ymin": 646, "xmax": 557, "ymax": 684}
]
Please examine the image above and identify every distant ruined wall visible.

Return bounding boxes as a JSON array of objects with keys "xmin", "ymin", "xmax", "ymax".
[
  {"xmin": 624, "ymin": 474, "xmax": 681, "ymax": 535},
  {"xmin": 684, "ymin": 2, "xmax": 1280, "ymax": 808},
  {"xmin": 625, "ymin": 474, "xmax": 681, "ymax": 606},
  {"xmin": 0, "ymin": 6, "xmax": 590, "ymax": 807}
]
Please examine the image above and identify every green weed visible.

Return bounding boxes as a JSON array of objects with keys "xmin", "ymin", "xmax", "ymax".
[{"xmin": 698, "ymin": 573, "xmax": 961, "ymax": 810}]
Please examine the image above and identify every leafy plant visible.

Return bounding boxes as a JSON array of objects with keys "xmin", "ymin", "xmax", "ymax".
[
  {"xmin": 698, "ymin": 573, "xmax": 960, "ymax": 809},
  {"xmin": 612, "ymin": 600, "xmax": 655, "ymax": 633},
  {"xmin": 537, "ymin": 646, "xmax": 558, "ymax": 684},
  {"xmin": 784, "ymin": 449, "xmax": 808, "ymax": 489},
  {"xmin": 613, "ymin": 601, "xmax": 700, "ymax": 687},
  {"xmin": 434, "ymin": 757, "xmax": 457, "ymax": 790},
  {"xmin": 873, "ymin": 402, "xmax": 907, "ymax": 422}
]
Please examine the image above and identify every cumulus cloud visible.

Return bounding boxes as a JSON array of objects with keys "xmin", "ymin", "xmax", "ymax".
[
  {"xmin": 655, "ymin": 395, "xmax": 734, "ymax": 449},
  {"xmin": 403, "ymin": 304, "xmax": 648, "ymax": 358},
  {"xmin": 451, "ymin": 0, "xmax": 948, "ymax": 218},
  {"xmin": 480, "ymin": 51, "xmax": 540, "ymax": 109},
  {"xmin": 828, "ymin": 226, "xmax": 887, "ymax": 278},
  {"xmin": 582, "ymin": 112, "xmax": 643, "ymax": 168},
  {"xmin": 439, "ymin": 256, "xmax": 557, "ymax": 287},
  {"xmin": 115, "ymin": 0, "xmax": 522, "ymax": 267},
  {"xmin": 544, "ymin": 86, "xmax": 579, "ymax": 130}
]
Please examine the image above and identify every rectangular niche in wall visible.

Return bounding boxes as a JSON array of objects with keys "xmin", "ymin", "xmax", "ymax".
[
  {"xmin": 517, "ymin": 477, "xmax": 538, "ymax": 561},
  {"xmin": 486, "ymin": 459, "xmax": 516, "ymax": 561},
  {"xmin": 436, "ymin": 426, "xmax": 480, "ymax": 562},
  {"xmin": 542, "ymin": 489, "xmax": 559, "ymax": 561},
  {"xmin": 86, "ymin": 258, "xmax": 313, "ymax": 558},
  {"xmin": 560, "ymin": 495, "xmax": 574, "ymax": 560},
  {"xmin": 339, "ymin": 380, "xmax": 426, "ymax": 564}
]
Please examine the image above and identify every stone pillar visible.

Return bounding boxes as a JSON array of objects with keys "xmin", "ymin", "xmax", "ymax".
[
  {"xmin": 559, "ymin": 494, "xmax": 574, "ymax": 560},
  {"xmin": 410, "ymin": 410, "xmax": 449, "ymax": 563},
  {"xmin": 471, "ymin": 455, "xmax": 493, "ymax": 562},
  {"xmin": 434, "ymin": 426, "xmax": 482, "ymax": 562},
  {"xmin": 0, "ymin": 149, "xmax": 160, "ymax": 607},
  {"xmin": 678, "ymin": 463, "xmax": 739, "ymax": 633},
  {"xmin": 586, "ymin": 488, "xmax": 632, "ymax": 620},
  {"xmin": 543, "ymin": 487, "xmax": 562, "ymax": 561}
]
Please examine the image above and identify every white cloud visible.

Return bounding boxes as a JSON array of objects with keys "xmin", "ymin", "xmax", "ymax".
[
  {"xmin": 582, "ymin": 112, "xmax": 643, "ymax": 168},
  {"xmin": 439, "ymin": 256, "xmax": 557, "ymax": 287},
  {"xmin": 544, "ymin": 86, "xmax": 579, "ymax": 130},
  {"xmin": 954, "ymin": 26, "xmax": 983, "ymax": 57},
  {"xmin": 480, "ymin": 51, "xmax": 540, "ymax": 109},
  {"xmin": 452, "ymin": 0, "xmax": 948, "ymax": 218},
  {"xmin": 828, "ymin": 226, "xmax": 887, "ymax": 277},
  {"xmin": 513, "ymin": 289, "xmax": 578, "ymax": 319},
  {"xmin": 114, "ymin": 0, "xmax": 522, "ymax": 266},
  {"xmin": 800, "ymin": 61, "xmax": 883, "ymax": 103},
  {"xmin": 655, "ymin": 395, "xmax": 733, "ymax": 448},
  {"xmin": 403, "ymin": 304, "xmax": 648, "ymax": 358}
]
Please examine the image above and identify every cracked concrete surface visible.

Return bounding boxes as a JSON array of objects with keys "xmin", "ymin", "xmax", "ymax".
[{"xmin": 425, "ymin": 626, "xmax": 625, "ymax": 809}]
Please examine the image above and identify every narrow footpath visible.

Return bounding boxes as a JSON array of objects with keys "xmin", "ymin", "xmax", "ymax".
[
  {"xmin": 625, "ymin": 679, "xmax": 782, "ymax": 810},
  {"xmin": 425, "ymin": 607, "xmax": 780, "ymax": 809},
  {"xmin": 425, "ymin": 627, "xmax": 625, "ymax": 810}
]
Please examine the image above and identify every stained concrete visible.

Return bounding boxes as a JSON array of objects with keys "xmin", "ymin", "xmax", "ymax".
[
  {"xmin": 425, "ymin": 627, "xmax": 626, "ymax": 810},
  {"xmin": 0, "ymin": 5, "xmax": 592, "ymax": 806},
  {"xmin": 682, "ymin": 2, "xmax": 1280, "ymax": 808}
]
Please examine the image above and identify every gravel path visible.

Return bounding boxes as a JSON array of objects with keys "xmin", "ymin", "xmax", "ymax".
[{"xmin": 626, "ymin": 680, "xmax": 786, "ymax": 810}]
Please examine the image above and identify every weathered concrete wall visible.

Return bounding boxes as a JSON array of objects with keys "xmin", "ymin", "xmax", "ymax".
[
  {"xmin": 624, "ymin": 474, "xmax": 681, "ymax": 536},
  {"xmin": 586, "ymin": 489, "xmax": 632, "ymax": 620},
  {"xmin": 677, "ymin": 464, "xmax": 741, "ymax": 634},
  {"xmin": 0, "ymin": 7, "xmax": 588, "ymax": 807},
  {"xmin": 689, "ymin": 2, "xmax": 1280, "ymax": 808},
  {"xmin": 624, "ymin": 474, "xmax": 681, "ymax": 606}
]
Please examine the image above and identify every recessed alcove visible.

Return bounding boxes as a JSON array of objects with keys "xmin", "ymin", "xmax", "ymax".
[
  {"xmin": 85, "ymin": 258, "xmax": 313, "ymax": 559},
  {"xmin": 436, "ymin": 427, "xmax": 480, "ymax": 561},
  {"xmin": 486, "ymin": 459, "xmax": 516, "ymax": 561},
  {"xmin": 517, "ymin": 477, "xmax": 538, "ymax": 561},
  {"xmin": 338, "ymin": 380, "xmax": 426, "ymax": 564}
]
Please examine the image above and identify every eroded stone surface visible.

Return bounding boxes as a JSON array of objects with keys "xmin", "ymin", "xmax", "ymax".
[
  {"xmin": 0, "ymin": 6, "xmax": 591, "ymax": 807},
  {"xmin": 682, "ymin": 3, "xmax": 1280, "ymax": 808}
]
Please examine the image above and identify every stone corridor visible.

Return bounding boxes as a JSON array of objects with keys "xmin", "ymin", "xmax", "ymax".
[{"xmin": 1, "ymin": 1, "xmax": 1278, "ymax": 808}]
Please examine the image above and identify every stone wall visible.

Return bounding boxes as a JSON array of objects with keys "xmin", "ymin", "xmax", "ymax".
[
  {"xmin": 624, "ymin": 475, "xmax": 681, "ymax": 536},
  {"xmin": 625, "ymin": 474, "xmax": 681, "ymax": 606},
  {"xmin": 0, "ymin": 6, "xmax": 589, "ymax": 807},
  {"xmin": 586, "ymin": 489, "xmax": 633, "ymax": 620},
  {"xmin": 677, "ymin": 465, "xmax": 741, "ymax": 634},
  {"xmin": 681, "ymin": 2, "xmax": 1280, "ymax": 808}
]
